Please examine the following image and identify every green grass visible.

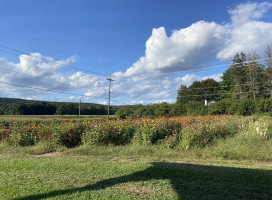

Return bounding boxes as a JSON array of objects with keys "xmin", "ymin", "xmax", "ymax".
[
  {"xmin": 1, "ymin": 133, "xmax": 272, "ymax": 200},
  {"xmin": 1, "ymin": 114, "xmax": 272, "ymax": 200},
  {"xmin": 204, "ymin": 134, "xmax": 272, "ymax": 161},
  {"xmin": 0, "ymin": 154, "xmax": 271, "ymax": 200}
]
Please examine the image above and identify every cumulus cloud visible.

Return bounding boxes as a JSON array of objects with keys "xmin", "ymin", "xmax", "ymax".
[
  {"xmin": 121, "ymin": 22, "xmax": 226, "ymax": 77},
  {"xmin": 228, "ymin": 2, "xmax": 272, "ymax": 26},
  {"xmin": 110, "ymin": 1, "xmax": 272, "ymax": 104},
  {"xmin": 0, "ymin": 53, "xmax": 102, "ymax": 100},
  {"xmin": 217, "ymin": 2, "xmax": 272, "ymax": 60},
  {"xmin": 17, "ymin": 53, "xmax": 76, "ymax": 77},
  {"xmin": 113, "ymin": 1, "xmax": 272, "ymax": 79},
  {"xmin": 174, "ymin": 74, "xmax": 222, "ymax": 87}
]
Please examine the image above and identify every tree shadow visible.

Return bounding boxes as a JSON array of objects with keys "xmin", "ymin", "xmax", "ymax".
[{"xmin": 14, "ymin": 162, "xmax": 272, "ymax": 200}]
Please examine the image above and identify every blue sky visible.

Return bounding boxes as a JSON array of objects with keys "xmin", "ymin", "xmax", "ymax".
[{"xmin": 0, "ymin": 0, "xmax": 272, "ymax": 105}]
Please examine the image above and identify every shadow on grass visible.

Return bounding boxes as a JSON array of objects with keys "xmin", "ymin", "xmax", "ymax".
[{"xmin": 14, "ymin": 162, "xmax": 272, "ymax": 200}]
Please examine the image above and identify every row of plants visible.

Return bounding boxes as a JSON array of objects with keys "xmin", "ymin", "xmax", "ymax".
[{"xmin": 0, "ymin": 115, "xmax": 258, "ymax": 149}]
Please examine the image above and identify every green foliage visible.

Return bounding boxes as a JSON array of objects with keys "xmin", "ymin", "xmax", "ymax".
[
  {"xmin": 185, "ymin": 101, "xmax": 205, "ymax": 116},
  {"xmin": 208, "ymin": 99, "xmax": 232, "ymax": 115},
  {"xmin": 169, "ymin": 103, "xmax": 186, "ymax": 116},
  {"xmin": 180, "ymin": 116, "xmax": 244, "ymax": 149},
  {"xmin": 164, "ymin": 133, "xmax": 181, "ymax": 149},
  {"xmin": 242, "ymin": 116, "xmax": 272, "ymax": 138},
  {"xmin": 0, "ymin": 115, "xmax": 254, "ymax": 151},
  {"xmin": 133, "ymin": 119, "xmax": 182, "ymax": 145},
  {"xmin": 52, "ymin": 121, "xmax": 85, "ymax": 148},
  {"xmin": 0, "ymin": 98, "xmax": 113, "ymax": 115},
  {"xmin": 115, "ymin": 105, "xmax": 134, "ymax": 119},
  {"xmin": 177, "ymin": 79, "xmax": 219, "ymax": 104},
  {"xmin": 0, "ymin": 120, "xmax": 86, "ymax": 148},
  {"xmin": 83, "ymin": 120, "xmax": 136, "ymax": 145}
]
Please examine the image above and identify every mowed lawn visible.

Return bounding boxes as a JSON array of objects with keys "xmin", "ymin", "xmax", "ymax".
[{"xmin": 0, "ymin": 147, "xmax": 272, "ymax": 200}]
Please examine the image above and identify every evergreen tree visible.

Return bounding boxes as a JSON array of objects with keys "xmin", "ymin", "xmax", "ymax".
[{"xmin": 220, "ymin": 53, "xmax": 247, "ymax": 99}]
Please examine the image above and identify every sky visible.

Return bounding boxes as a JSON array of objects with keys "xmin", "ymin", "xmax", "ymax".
[{"xmin": 0, "ymin": 0, "xmax": 272, "ymax": 105}]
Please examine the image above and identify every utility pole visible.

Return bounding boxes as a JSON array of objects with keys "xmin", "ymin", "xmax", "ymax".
[
  {"xmin": 107, "ymin": 76, "xmax": 114, "ymax": 121},
  {"xmin": 79, "ymin": 100, "xmax": 81, "ymax": 119}
]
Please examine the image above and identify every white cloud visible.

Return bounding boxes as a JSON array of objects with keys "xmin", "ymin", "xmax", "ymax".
[
  {"xmin": 217, "ymin": 2, "xmax": 272, "ymax": 60},
  {"xmin": 0, "ymin": 54, "xmax": 102, "ymax": 99},
  {"xmin": 113, "ymin": 1, "xmax": 272, "ymax": 79},
  {"xmin": 228, "ymin": 2, "xmax": 272, "ymax": 26},
  {"xmin": 17, "ymin": 53, "xmax": 76, "ymax": 77},
  {"xmin": 174, "ymin": 74, "xmax": 222, "ymax": 87},
  {"xmin": 122, "ymin": 22, "xmax": 226, "ymax": 77}
]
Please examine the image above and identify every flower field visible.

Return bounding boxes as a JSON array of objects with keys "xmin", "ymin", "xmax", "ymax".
[{"xmin": 0, "ymin": 115, "xmax": 250, "ymax": 149}]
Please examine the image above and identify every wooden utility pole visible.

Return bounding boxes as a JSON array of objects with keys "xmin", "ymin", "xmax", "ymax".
[{"xmin": 107, "ymin": 76, "xmax": 114, "ymax": 121}]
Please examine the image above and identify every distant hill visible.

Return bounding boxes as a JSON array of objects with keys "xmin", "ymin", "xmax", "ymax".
[
  {"xmin": 0, "ymin": 97, "xmax": 119, "ymax": 115},
  {"xmin": 0, "ymin": 97, "xmax": 34, "ymax": 103}
]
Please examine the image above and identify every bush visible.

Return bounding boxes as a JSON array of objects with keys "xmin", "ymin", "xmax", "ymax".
[
  {"xmin": 0, "ymin": 116, "xmax": 248, "ymax": 150},
  {"xmin": 134, "ymin": 119, "xmax": 182, "ymax": 145},
  {"xmin": 180, "ymin": 116, "xmax": 243, "ymax": 149},
  {"xmin": 0, "ymin": 120, "xmax": 86, "ymax": 148},
  {"xmin": 243, "ymin": 116, "xmax": 272, "ymax": 138},
  {"xmin": 52, "ymin": 121, "xmax": 85, "ymax": 148},
  {"xmin": 185, "ymin": 101, "xmax": 205, "ymax": 116},
  {"xmin": 208, "ymin": 99, "xmax": 231, "ymax": 115},
  {"xmin": 83, "ymin": 120, "xmax": 136, "ymax": 145}
]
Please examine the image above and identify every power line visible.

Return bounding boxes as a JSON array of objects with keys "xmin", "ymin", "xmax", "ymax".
[
  {"xmin": 2, "ymin": 78, "xmax": 270, "ymax": 104},
  {"xmin": 112, "ymin": 57, "xmax": 270, "ymax": 81},
  {"xmin": 0, "ymin": 80, "xmax": 104, "ymax": 99}
]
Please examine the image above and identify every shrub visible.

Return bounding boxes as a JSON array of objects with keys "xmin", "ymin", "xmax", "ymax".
[
  {"xmin": 180, "ymin": 116, "xmax": 244, "ymax": 149},
  {"xmin": 83, "ymin": 120, "xmax": 136, "ymax": 145},
  {"xmin": 0, "ymin": 120, "xmax": 86, "ymax": 148},
  {"xmin": 243, "ymin": 116, "xmax": 272, "ymax": 138},
  {"xmin": 134, "ymin": 119, "xmax": 182, "ymax": 145},
  {"xmin": 52, "ymin": 121, "xmax": 86, "ymax": 148}
]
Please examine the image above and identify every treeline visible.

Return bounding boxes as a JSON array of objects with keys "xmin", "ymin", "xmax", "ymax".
[
  {"xmin": 117, "ymin": 44, "xmax": 272, "ymax": 118},
  {"xmin": 0, "ymin": 100, "xmax": 117, "ymax": 115},
  {"xmin": 116, "ymin": 98, "xmax": 272, "ymax": 118}
]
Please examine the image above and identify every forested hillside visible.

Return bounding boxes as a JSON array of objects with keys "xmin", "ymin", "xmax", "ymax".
[{"xmin": 0, "ymin": 98, "xmax": 117, "ymax": 115}]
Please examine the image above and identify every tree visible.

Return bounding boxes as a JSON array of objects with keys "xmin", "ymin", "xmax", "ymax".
[
  {"xmin": 245, "ymin": 53, "xmax": 266, "ymax": 99},
  {"xmin": 265, "ymin": 44, "xmax": 272, "ymax": 97},
  {"xmin": 56, "ymin": 103, "xmax": 78, "ymax": 115},
  {"xmin": 177, "ymin": 79, "xmax": 219, "ymax": 104},
  {"xmin": 170, "ymin": 103, "xmax": 186, "ymax": 116},
  {"xmin": 177, "ymin": 85, "xmax": 191, "ymax": 104},
  {"xmin": 154, "ymin": 102, "xmax": 171, "ymax": 117},
  {"xmin": 116, "ymin": 105, "xmax": 134, "ymax": 119},
  {"xmin": 191, "ymin": 79, "xmax": 220, "ymax": 102},
  {"xmin": 221, "ymin": 53, "xmax": 248, "ymax": 99}
]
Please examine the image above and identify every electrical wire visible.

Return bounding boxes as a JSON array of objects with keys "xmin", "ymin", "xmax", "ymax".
[
  {"xmin": 112, "ymin": 57, "xmax": 269, "ymax": 81},
  {"xmin": 0, "ymin": 80, "xmax": 105, "ymax": 99}
]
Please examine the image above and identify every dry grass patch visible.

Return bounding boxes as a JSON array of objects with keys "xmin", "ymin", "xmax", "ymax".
[
  {"xmin": 120, "ymin": 184, "xmax": 153, "ymax": 197},
  {"xmin": 31, "ymin": 151, "xmax": 62, "ymax": 158}
]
